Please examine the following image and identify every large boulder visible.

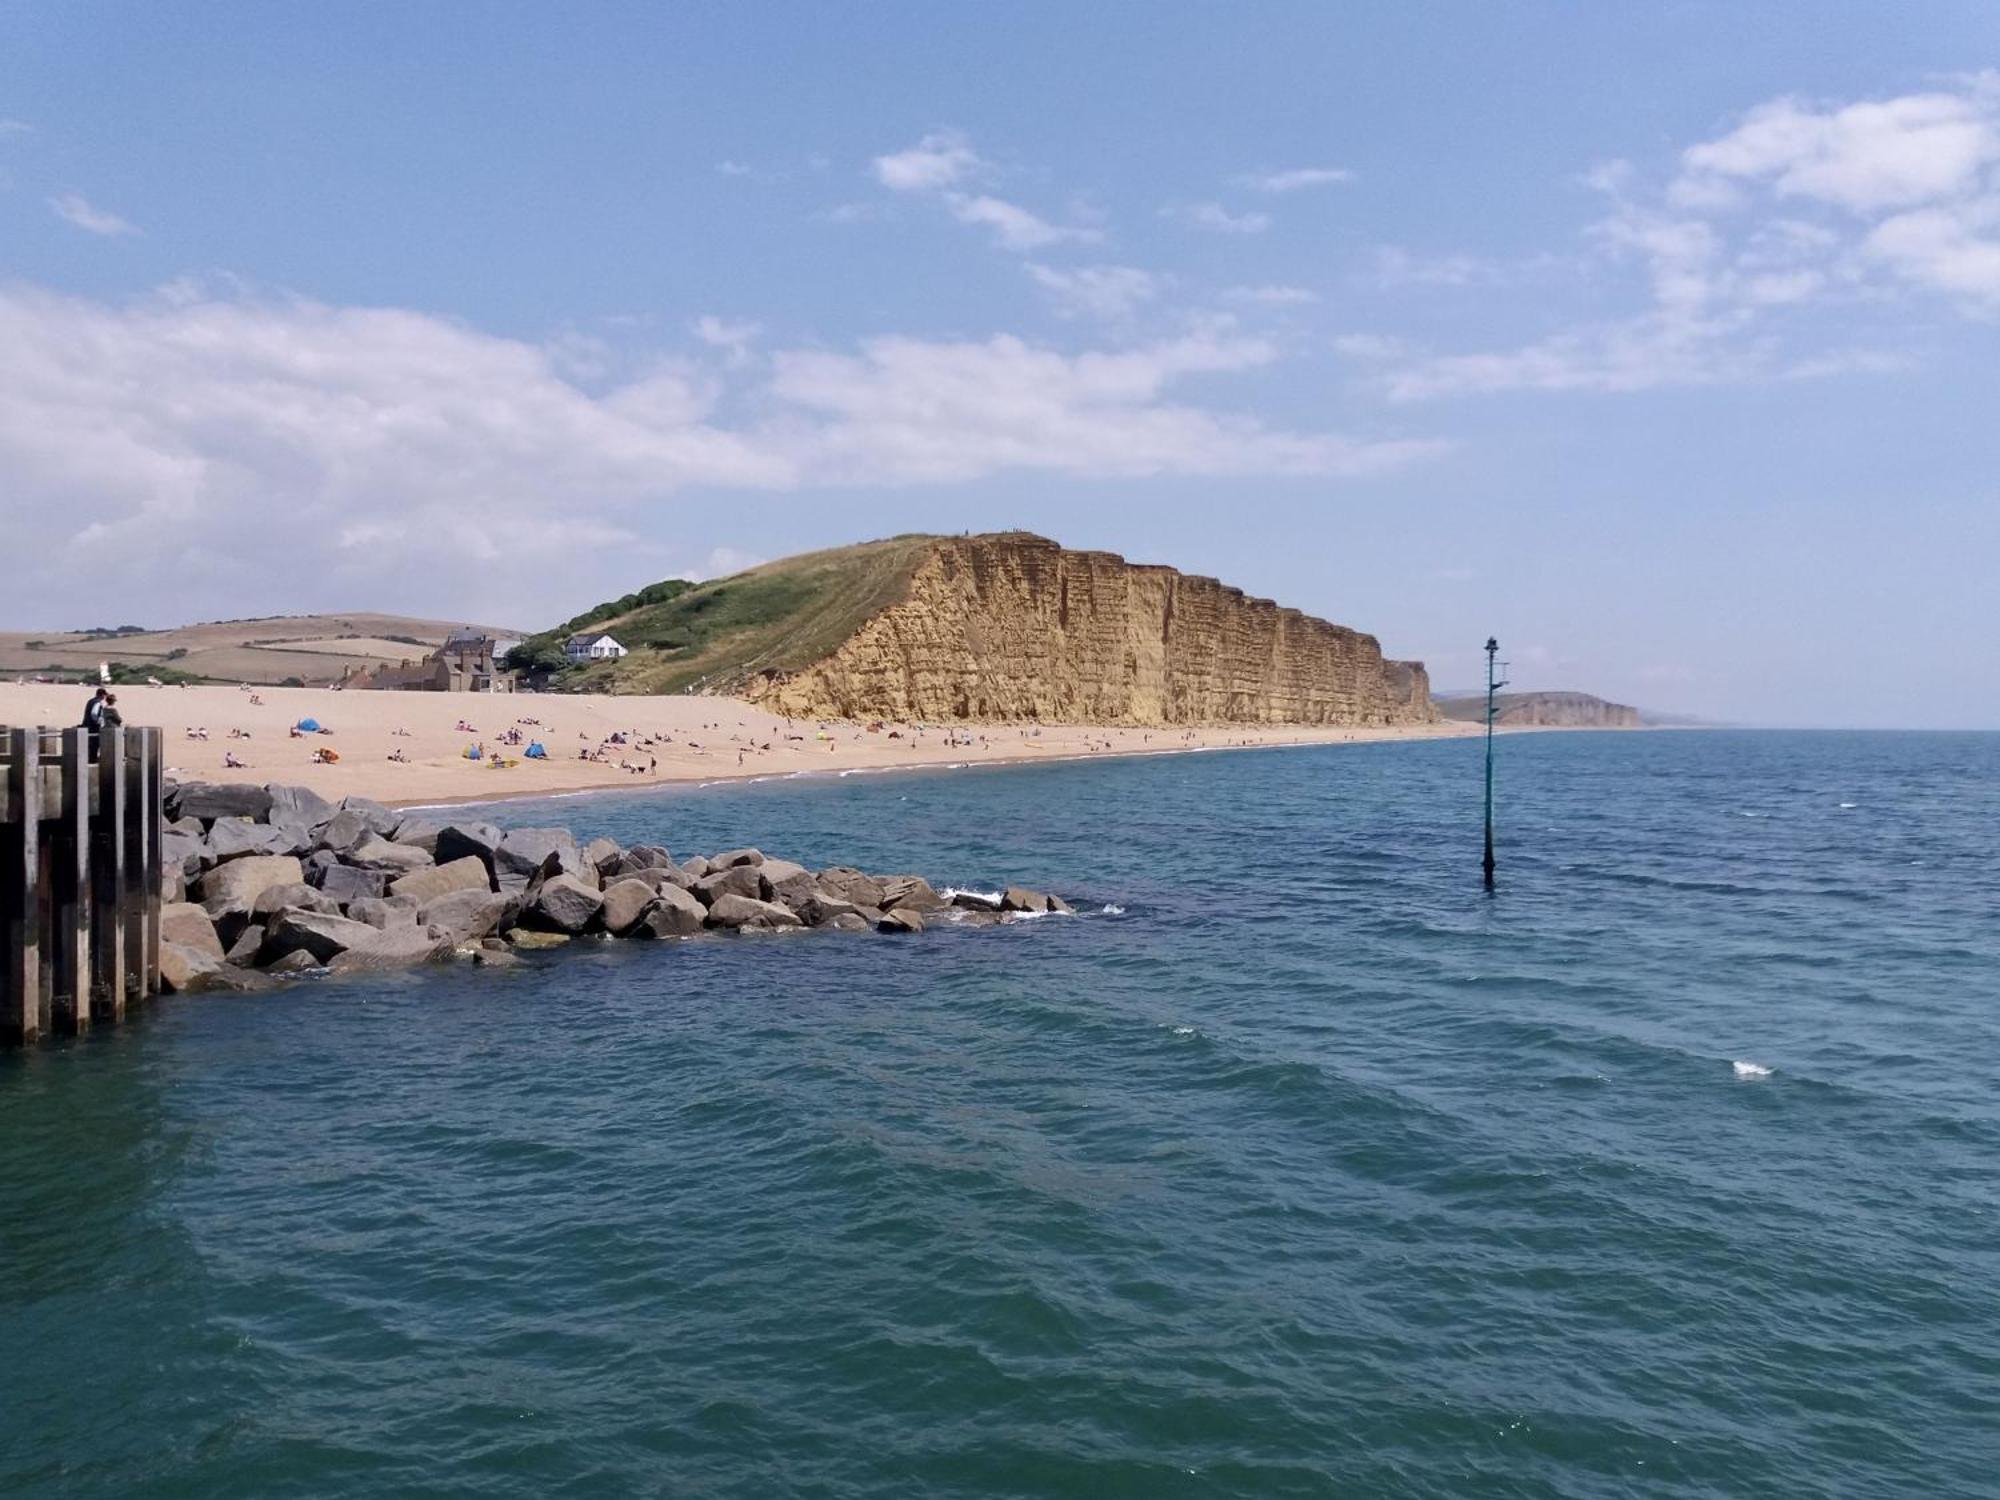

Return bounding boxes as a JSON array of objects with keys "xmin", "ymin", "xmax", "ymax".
[
  {"xmin": 224, "ymin": 924, "xmax": 265, "ymax": 967},
  {"xmin": 313, "ymin": 863, "xmax": 388, "ymax": 905},
  {"xmin": 196, "ymin": 855, "xmax": 305, "ymax": 922},
  {"xmin": 760, "ymin": 863, "xmax": 819, "ymax": 910},
  {"xmin": 251, "ymin": 882, "xmax": 342, "ymax": 919},
  {"xmin": 709, "ymin": 847, "xmax": 764, "ymax": 869},
  {"xmin": 339, "ymin": 796, "xmax": 401, "ymax": 838},
  {"xmin": 523, "ymin": 873, "xmax": 602, "ymax": 934},
  {"xmin": 206, "ymin": 818, "xmax": 300, "ymax": 862},
  {"xmin": 677, "ymin": 856, "xmax": 712, "ymax": 880},
  {"xmin": 880, "ymin": 876, "xmax": 948, "ymax": 913},
  {"xmin": 266, "ymin": 783, "xmax": 336, "ymax": 829},
  {"xmin": 260, "ymin": 910, "xmax": 386, "ymax": 966},
  {"xmin": 506, "ymin": 929, "xmax": 571, "ymax": 951},
  {"xmin": 612, "ymin": 844, "xmax": 674, "ymax": 877},
  {"xmin": 876, "ymin": 908, "xmax": 925, "ymax": 934},
  {"xmin": 388, "ymin": 856, "xmax": 489, "ymax": 906},
  {"xmin": 1048, "ymin": 894, "xmax": 1075, "ymax": 915},
  {"xmin": 161, "ymin": 827, "xmax": 209, "ymax": 877},
  {"xmin": 584, "ymin": 836, "xmax": 626, "ymax": 878},
  {"xmin": 435, "ymin": 823, "xmax": 504, "ymax": 884},
  {"xmin": 951, "ymin": 890, "xmax": 1003, "ymax": 912},
  {"xmin": 160, "ymin": 902, "xmax": 224, "ymax": 961},
  {"xmin": 327, "ymin": 927, "xmax": 456, "ymax": 974},
  {"xmin": 418, "ymin": 889, "xmax": 516, "ymax": 945},
  {"xmin": 629, "ymin": 885, "xmax": 705, "ymax": 938},
  {"xmin": 693, "ymin": 864, "xmax": 764, "ymax": 906},
  {"xmin": 159, "ymin": 941, "xmax": 223, "ymax": 994},
  {"xmin": 818, "ymin": 867, "xmax": 887, "ymax": 908},
  {"xmin": 1001, "ymin": 887, "xmax": 1049, "ymax": 913},
  {"xmin": 345, "ymin": 895, "xmax": 421, "ymax": 930},
  {"xmin": 314, "ymin": 808, "xmax": 372, "ymax": 853},
  {"xmin": 496, "ymin": 828, "xmax": 591, "ymax": 890},
  {"xmin": 705, "ymin": 893, "xmax": 803, "ymax": 931},
  {"xmin": 172, "ymin": 782, "xmax": 273, "ymax": 824},
  {"xmin": 596, "ymin": 878, "xmax": 656, "ymax": 936},
  {"xmin": 388, "ymin": 816, "xmax": 442, "ymax": 855},
  {"xmin": 792, "ymin": 889, "xmax": 868, "ymax": 928},
  {"xmin": 342, "ymin": 835, "xmax": 433, "ymax": 873}
]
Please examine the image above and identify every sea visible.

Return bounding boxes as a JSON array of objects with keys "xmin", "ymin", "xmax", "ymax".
[{"xmin": 2, "ymin": 730, "xmax": 1996, "ymax": 1499}]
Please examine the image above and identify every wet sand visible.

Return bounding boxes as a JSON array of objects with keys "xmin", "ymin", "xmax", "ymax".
[{"xmin": 0, "ymin": 682, "xmax": 1483, "ymax": 807}]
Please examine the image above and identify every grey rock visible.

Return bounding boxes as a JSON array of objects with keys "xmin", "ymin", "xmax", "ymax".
[
  {"xmin": 435, "ymin": 823, "xmax": 505, "ymax": 883},
  {"xmin": 342, "ymin": 835, "xmax": 433, "ymax": 873},
  {"xmin": 418, "ymin": 889, "xmax": 516, "ymax": 945},
  {"xmin": 314, "ymin": 808, "xmax": 371, "ymax": 853},
  {"xmin": 346, "ymin": 895, "xmax": 421, "ymax": 930},
  {"xmin": 1048, "ymin": 894, "xmax": 1075, "ymax": 915},
  {"xmin": 794, "ymin": 890, "xmax": 867, "ymax": 928},
  {"xmin": 162, "ymin": 827, "xmax": 211, "ymax": 877},
  {"xmin": 612, "ymin": 844, "xmax": 674, "ymax": 877},
  {"xmin": 265, "ymin": 950, "xmax": 324, "ymax": 975},
  {"xmin": 196, "ymin": 855, "xmax": 306, "ymax": 921},
  {"xmin": 630, "ymin": 884, "xmax": 705, "ymax": 938},
  {"xmin": 677, "ymin": 856, "xmax": 712, "ymax": 880},
  {"xmin": 471, "ymin": 947, "xmax": 522, "ymax": 969},
  {"xmin": 881, "ymin": 876, "xmax": 948, "ymax": 913},
  {"xmin": 818, "ymin": 867, "xmax": 888, "ymax": 908},
  {"xmin": 251, "ymin": 882, "xmax": 341, "ymax": 919},
  {"xmin": 224, "ymin": 923, "xmax": 265, "ymax": 967},
  {"xmin": 159, "ymin": 940, "xmax": 224, "ymax": 994},
  {"xmin": 389, "ymin": 816, "xmax": 442, "ymax": 855},
  {"xmin": 161, "ymin": 901, "xmax": 224, "ymax": 960},
  {"xmin": 388, "ymin": 856, "xmax": 489, "ymax": 905},
  {"xmin": 524, "ymin": 872, "xmax": 602, "ymax": 934},
  {"xmin": 584, "ymin": 836, "xmax": 625, "ymax": 877},
  {"xmin": 266, "ymin": 783, "xmax": 337, "ymax": 828},
  {"xmin": 876, "ymin": 908, "xmax": 925, "ymax": 934},
  {"xmin": 207, "ymin": 817, "xmax": 298, "ymax": 862},
  {"xmin": 496, "ymin": 827, "xmax": 590, "ymax": 890},
  {"xmin": 340, "ymin": 796, "xmax": 401, "ymax": 838},
  {"xmin": 709, "ymin": 847, "xmax": 764, "ymax": 869},
  {"xmin": 261, "ymin": 910, "xmax": 385, "ymax": 965},
  {"xmin": 314, "ymin": 863, "xmax": 388, "ymax": 905},
  {"xmin": 597, "ymin": 878, "xmax": 656, "ymax": 935},
  {"xmin": 172, "ymin": 782, "xmax": 274, "ymax": 823},
  {"xmin": 704, "ymin": 893, "xmax": 803, "ymax": 930},
  {"xmin": 829, "ymin": 912, "xmax": 872, "ymax": 933},
  {"xmin": 506, "ymin": 928, "xmax": 571, "ymax": 951},
  {"xmin": 327, "ymin": 928, "xmax": 456, "ymax": 974},
  {"xmin": 951, "ymin": 890, "xmax": 1004, "ymax": 912},
  {"xmin": 693, "ymin": 863, "xmax": 764, "ymax": 906},
  {"xmin": 1001, "ymin": 886, "xmax": 1049, "ymax": 913}
]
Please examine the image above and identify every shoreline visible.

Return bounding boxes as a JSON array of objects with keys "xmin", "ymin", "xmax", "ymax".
[{"xmin": 1, "ymin": 681, "xmax": 1499, "ymax": 809}]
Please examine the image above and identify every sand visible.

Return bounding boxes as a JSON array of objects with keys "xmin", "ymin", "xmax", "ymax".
[{"xmin": 0, "ymin": 681, "xmax": 1483, "ymax": 807}]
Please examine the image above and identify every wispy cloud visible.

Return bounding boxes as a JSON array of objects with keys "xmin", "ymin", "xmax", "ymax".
[
  {"xmin": 1370, "ymin": 75, "xmax": 2000, "ymax": 399},
  {"xmin": 0, "ymin": 118, "xmax": 31, "ymax": 136},
  {"xmin": 1225, "ymin": 284, "xmax": 1318, "ymax": 305},
  {"xmin": 1170, "ymin": 202, "xmax": 1271, "ymax": 235},
  {"xmin": 1238, "ymin": 166, "xmax": 1351, "ymax": 194},
  {"xmin": 945, "ymin": 192, "xmax": 1100, "ymax": 250},
  {"xmin": 50, "ymin": 191, "xmax": 137, "ymax": 237},
  {"xmin": 873, "ymin": 129, "xmax": 982, "ymax": 192},
  {"xmin": 0, "ymin": 284, "xmax": 1439, "ymax": 618},
  {"xmin": 1026, "ymin": 263, "xmax": 1168, "ymax": 320}
]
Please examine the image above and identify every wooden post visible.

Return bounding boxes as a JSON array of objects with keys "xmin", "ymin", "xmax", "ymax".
[
  {"xmin": 53, "ymin": 727, "xmax": 92, "ymax": 1032},
  {"xmin": 91, "ymin": 726, "xmax": 126, "ymax": 1022},
  {"xmin": 124, "ymin": 729, "xmax": 152, "ymax": 1000},
  {"xmin": 3, "ymin": 727, "xmax": 42, "ymax": 1045},
  {"xmin": 145, "ymin": 729, "xmax": 163, "ymax": 997}
]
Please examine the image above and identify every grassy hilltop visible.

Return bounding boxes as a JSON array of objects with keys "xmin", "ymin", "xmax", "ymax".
[{"xmin": 522, "ymin": 534, "xmax": 939, "ymax": 695}]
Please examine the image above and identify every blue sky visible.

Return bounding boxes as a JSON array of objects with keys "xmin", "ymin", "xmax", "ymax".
[{"xmin": 3, "ymin": 2, "xmax": 1997, "ymax": 725}]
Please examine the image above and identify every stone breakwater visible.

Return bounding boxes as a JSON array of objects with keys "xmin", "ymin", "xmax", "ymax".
[{"xmin": 153, "ymin": 781, "xmax": 1075, "ymax": 993}]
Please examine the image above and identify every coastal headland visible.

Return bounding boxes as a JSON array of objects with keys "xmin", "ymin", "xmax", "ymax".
[{"xmin": 0, "ymin": 682, "xmax": 1485, "ymax": 808}]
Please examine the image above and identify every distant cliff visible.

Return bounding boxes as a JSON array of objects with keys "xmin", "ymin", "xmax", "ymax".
[
  {"xmin": 558, "ymin": 532, "xmax": 1437, "ymax": 727},
  {"xmin": 1434, "ymin": 691, "xmax": 1642, "ymax": 729}
]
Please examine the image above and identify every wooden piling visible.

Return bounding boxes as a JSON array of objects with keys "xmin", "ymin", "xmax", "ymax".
[
  {"xmin": 91, "ymin": 726, "xmax": 127, "ymax": 1023},
  {"xmin": 54, "ymin": 727, "xmax": 91, "ymax": 1032},
  {"xmin": 123, "ymin": 730, "xmax": 152, "ymax": 1001},
  {"xmin": 3, "ymin": 727, "xmax": 40, "ymax": 1045}
]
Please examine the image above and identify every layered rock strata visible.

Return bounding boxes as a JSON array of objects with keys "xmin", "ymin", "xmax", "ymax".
[{"xmin": 745, "ymin": 533, "xmax": 1436, "ymax": 727}]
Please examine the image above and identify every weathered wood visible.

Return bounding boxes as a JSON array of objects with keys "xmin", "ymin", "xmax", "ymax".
[
  {"xmin": 91, "ymin": 726, "xmax": 127, "ymax": 1022},
  {"xmin": 54, "ymin": 728, "xmax": 92, "ymax": 1032},
  {"xmin": 145, "ymin": 729, "xmax": 163, "ymax": 997},
  {"xmin": 3, "ymin": 727, "xmax": 42, "ymax": 1045},
  {"xmin": 123, "ymin": 730, "xmax": 152, "ymax": 1000}
]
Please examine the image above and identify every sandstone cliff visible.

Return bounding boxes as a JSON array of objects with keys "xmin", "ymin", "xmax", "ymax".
[
  {"xmin": 741, "ymin": 533, "xmax": 1437, "ymax": 727},
  {"xmin": 1434, "ymin": 691, "xmax": 1642, "ymax": 729}
]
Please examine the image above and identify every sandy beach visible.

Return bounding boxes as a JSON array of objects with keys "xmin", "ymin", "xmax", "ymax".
[{"xmin": 0, "ymin": 681, "xmax": 1482, "ymax": 807}]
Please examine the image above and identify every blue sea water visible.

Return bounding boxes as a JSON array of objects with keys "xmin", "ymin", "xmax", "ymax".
[{"xmin": 3, "ymin": 731, "xmax": 1997, "ymax": 1498}]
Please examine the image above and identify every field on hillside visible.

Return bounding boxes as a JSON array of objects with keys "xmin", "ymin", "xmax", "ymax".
[
  {"xmin": 0, "ymin": 613, "xmax": 522, "ymax": 687},
  {"xmin": 555, "ymin": 534, "xmax": 938, "ymax": 695}
]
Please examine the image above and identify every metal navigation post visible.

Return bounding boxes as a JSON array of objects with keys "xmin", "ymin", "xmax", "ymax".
[{"xmin": 1483, "ymin": 636, "xmax": 1507, "ymax": 891}]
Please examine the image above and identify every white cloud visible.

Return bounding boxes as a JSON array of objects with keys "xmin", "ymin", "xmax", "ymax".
[
  {"xmin": 1025, "ymin": 263, "xmax": 1167, "ymax": 320},
  {"xmin": 715, "ymin": 160, "xmax": 752, "ymax": 177},
  {"xmin": 1332, "ymin": 333, "xmax": 1414, "ymax": 360},
  {"xmin": 1371, "ymin": 246, "xmax": 1505, "ymax": 287},
  {"xmin": 1225, "ymin": 284, "xmax": 1318, "ymax": 305},
  {"xmin": 50, "ymin": 191, "xmax": 137, "ymax": 236},
  {"xmin": 768, "ymin": 329, "xmax": 1439, "ymax": 484},
  {"xmin": 1173, "ymin": 202, "xmax": 1272, "ymax": 235},
  {"xmin": 0, "ymin": 284, "xmax": 1437, "ymax": 620},
  {"xmin": 1239, "ymin": 166, "xmax": 1351, "ymax": 194},
  {"xmin": 694, "ymin": 314, "xmax": 762, "ymax": 361},
  {"xmin": 873, "ymin": 129, "xmax": 982, "ymax": 192},
  {"xmin": 0, "ymin": 118, "xmax": 31, "ymax": 136},
  {"xmin": 1374, "ymin": 77, "xmax": 2000, "ymax": 398},
  {"xmin": 945, "ymin": 192, "xmax": 1100, "ymax": 250}
]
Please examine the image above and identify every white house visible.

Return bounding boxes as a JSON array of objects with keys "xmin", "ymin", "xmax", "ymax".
[{"xmin": 563, "ymin": 632, "xmax": 629, "ymax": 663}]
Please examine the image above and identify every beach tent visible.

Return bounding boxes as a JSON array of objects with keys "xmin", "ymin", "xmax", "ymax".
[
  {"xmin": 295, "ymin": 717, "xmax": 322, "ymax": 732},
  {"xmin": 464, "ymin": 744, "xmax": 482, "ymax": 760},
  {"xmin": 525, "ymin": 742, "xmax": 547, "ymax": 759}
]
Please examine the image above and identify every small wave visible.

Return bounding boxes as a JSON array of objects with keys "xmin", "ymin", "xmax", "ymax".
[
  {"xmin": 1100, "ymin": 904, "xmax": 1126, "ymax": 916},
  {"xmin": 941, "ymin": 887, "xmax": 1002, "ymax": 904},
  {"xmin": 1838, "ymin": 802, "xmax": 1858, "ymax": 810},
  {"xmin": 1732, "ymin": 1060, "xmax": 1772, "ymax": 1081},
  {"xmin": 1165, "ymin": 1024, "xmax": 1197, "ymax": 1037}
]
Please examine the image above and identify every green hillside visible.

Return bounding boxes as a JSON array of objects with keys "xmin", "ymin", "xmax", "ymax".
[{"xmin": 531, "ymin": 534, "xmax": 940, "ymax": 694}]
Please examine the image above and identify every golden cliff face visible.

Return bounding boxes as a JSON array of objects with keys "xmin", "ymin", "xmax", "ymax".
[{"xmin": 746, "ymin": 534, "xmax": 1438, "ymax": 727}]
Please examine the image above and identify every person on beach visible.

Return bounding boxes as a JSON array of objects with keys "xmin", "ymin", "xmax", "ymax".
[{"xmin": 81, "ymin": 687, "xmax": 108, "ymax": 733}]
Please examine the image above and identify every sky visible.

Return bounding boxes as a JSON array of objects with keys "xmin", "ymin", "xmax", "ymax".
[{"xmin": 2, "ymin": 2, "xmax": 1997, "ymax": 726}]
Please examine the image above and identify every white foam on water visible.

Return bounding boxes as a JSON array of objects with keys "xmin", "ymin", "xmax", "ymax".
[
  {"xmin": 1838, "ymin": 802, "xmax": 1858, "ymax": 810},
  {"xmin": 1168, "ymin": 1024, "xmax": 1197, "ymax": 1037},
  {"xmin": 941, "ymin": 887, "xmax": 1002, "ymax": 904},
  {"xmin": 1100, "ymin": 904, "xmax": 1126, "ymax": 916},
  {"xmin": 1732, "ymin": 1060, "xmax": 1772, "ymax": 1080}
]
